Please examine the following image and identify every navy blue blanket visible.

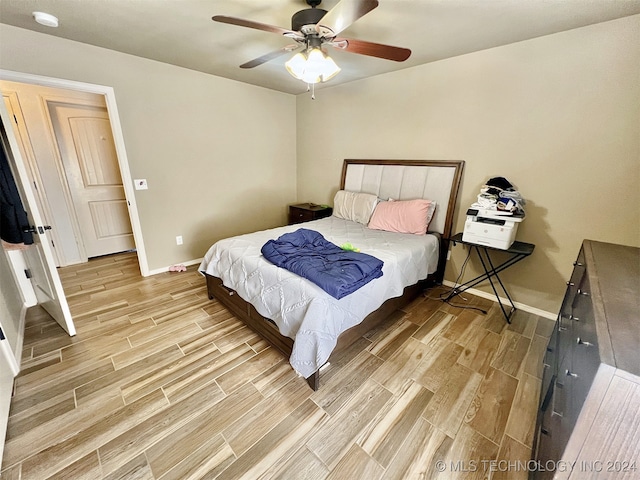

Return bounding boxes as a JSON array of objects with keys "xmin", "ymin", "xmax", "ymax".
[{"xmin": 261, "ymin": 228, "xmax": 384, "ymax": 300}]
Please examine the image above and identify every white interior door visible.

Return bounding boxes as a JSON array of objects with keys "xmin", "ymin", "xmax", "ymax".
[
  {"xmin": 0, "ymin": 104, "xmax": 76, "ymax": 336},
  {"xmin": 48, "ymin": 102, "xmax": 134, "ymax": 258},
  {"xmin": 2, "ymin": 92, "xmax": 63, "ymax": 266}
]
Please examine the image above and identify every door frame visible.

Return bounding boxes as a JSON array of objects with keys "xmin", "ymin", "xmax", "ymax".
[{"xmin": 0, "ymin": 69, "xmax": 149, "ymax": 276}]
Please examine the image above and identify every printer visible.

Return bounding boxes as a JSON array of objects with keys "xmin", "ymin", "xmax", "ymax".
[{"xmin": 462, "ymin": 208, "xmax": 524, "ymax": 250}]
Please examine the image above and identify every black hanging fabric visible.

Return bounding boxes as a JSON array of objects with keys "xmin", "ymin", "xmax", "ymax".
[{"xmin": 0, "ymin": 133, "xmax": 34, "ymax": 245}]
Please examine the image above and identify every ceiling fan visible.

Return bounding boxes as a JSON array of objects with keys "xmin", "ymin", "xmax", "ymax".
[{"xmin": 212, "ymin": 0, "xmax": 411, "ymax": 85}]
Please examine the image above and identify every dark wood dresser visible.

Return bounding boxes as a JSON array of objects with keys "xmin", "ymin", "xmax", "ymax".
[
  {"xmin": 532, "ymin": 240, "xmax": 640, "ymax": 479},
  {"xmin": 288, "ymin": 203, "xmax": 333, "ymax": 225}
]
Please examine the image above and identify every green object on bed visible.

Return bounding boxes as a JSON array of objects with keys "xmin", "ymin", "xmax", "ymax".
[{"xmin": 340, "ymin": 242, "xmax": 360, "ymax": 252}]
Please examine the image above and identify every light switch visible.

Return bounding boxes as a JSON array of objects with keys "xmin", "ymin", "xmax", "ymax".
[{"xmin": 134, "ymin": 179, "xmax": 148, "ymax": 190}]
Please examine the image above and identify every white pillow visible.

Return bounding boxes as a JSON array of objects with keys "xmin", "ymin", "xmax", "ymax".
[{"xmin": 332, "ymin": 190, "xmax": 379, "ymax": 225}]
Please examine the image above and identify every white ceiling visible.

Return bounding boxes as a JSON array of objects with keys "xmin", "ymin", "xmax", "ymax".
[{"xmin": 1, "ymin": 0, "xmax": 639, "ymax": 95}]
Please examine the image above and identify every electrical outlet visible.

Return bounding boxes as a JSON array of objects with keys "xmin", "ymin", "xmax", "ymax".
[{"xmin": 176, "ymin": 235, "xmax": 183, "ymax": 245}]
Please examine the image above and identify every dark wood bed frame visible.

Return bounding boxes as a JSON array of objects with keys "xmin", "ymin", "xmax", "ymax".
[{"xmin": 205, "ymin": 159, "xmax": 465, "ymax": 390}]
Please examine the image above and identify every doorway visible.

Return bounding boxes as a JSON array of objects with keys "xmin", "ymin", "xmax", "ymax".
[
  {"xmin": 0, "ymin": 70, "xmax": 148, "ymax": 275},
  {"xmin": 2, "ymin": 80, "xmax": 135, "ymax": 266}
]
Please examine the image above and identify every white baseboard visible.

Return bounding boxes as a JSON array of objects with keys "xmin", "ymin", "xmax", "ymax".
[
  {"xmin": 15, "ymin": 303, "xmax": 27, "ymax": 371},
  {"xmin": 442, "ymin": 280, "xmax": 557, "ymax": 320},
  {"xmin": 147, "ymin": 257, "xmax": 203, "ymax": 276}
]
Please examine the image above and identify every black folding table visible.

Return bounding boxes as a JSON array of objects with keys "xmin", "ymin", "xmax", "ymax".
[{"xmin": 446, "ymin": 232, "xmax": 535, "ymax": 323}]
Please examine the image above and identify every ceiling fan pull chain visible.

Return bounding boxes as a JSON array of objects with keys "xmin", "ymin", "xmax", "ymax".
[{"xmin": 306, "ymin": 82, "xmax": 316, "ymax": 100}]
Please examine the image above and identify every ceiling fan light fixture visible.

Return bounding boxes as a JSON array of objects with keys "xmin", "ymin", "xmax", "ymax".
[{"xmin": 285, "ymin": 47, "xmax": 341, "ymax": 84}]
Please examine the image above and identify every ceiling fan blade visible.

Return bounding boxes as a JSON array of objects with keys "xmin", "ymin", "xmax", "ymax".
[
  {"xmin": 212, "ymin": 15, "xmax": 295, "ymax": 36},
  {"xmin": 316, "ymin": 0, "xmax": 379, "ymax": 37},
  {"xmin": 333, "ymin": 37, "xmax": 411, "ymax": 62},
  {"xmin": 240, "ymin": 45, "xmax": 300, "ymax": 69}
]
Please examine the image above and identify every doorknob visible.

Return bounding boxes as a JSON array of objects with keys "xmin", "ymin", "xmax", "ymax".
[{"xmin": 23, "ymin": 225, "xmax": 52, "ymax": 234}]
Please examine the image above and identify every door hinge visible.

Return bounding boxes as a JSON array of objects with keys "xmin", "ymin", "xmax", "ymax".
[
  {"xmin": 13, "ymin": 114, "xmax": 18, "ymax": 125},
  {"xmin": 24, "ymin": 268, "xmax": 32, "ymax": 279}
]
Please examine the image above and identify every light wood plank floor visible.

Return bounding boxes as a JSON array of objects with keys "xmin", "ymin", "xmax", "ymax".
[{"xmin": 1, "ymin": 251, "xmax": 554, "ymax": 479}]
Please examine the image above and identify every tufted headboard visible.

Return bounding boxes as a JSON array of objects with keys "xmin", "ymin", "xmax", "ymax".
[{"xmin": 340, "ymin": 159, "xmax": 465, "ymax": 238}]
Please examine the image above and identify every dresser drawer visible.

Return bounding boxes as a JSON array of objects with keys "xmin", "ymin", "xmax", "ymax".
[
  {"xmin": 556, "ymin": 314, "xmax": 573, "ymax": 368},
  {"xmin": 571, "ymin": 274, "xmax": 597, "ymax": 344},
  {"xmin": 569, "ymin": 340, "xmax": 599, "ymax": 422},
  {"xmin": 536, "ymin": 382, "xmax": 563, "ymax": 480},
  {"xmin": 553, "ymin": 353, "xmax": 573, "ymax": 419},
  {"xmin": 290, "ymin": 208, "xmax": 315, "ymax": 224},
  {"xmin": 541, "ymin": 323, "xmax": 558, "ymax": 401},
  {"xmin": 559, "ymin": 248, "xmax": 586, "ymax": 316},
  {"xmin": 569, "ymin": 274, "xmax": 600, "ymax": 420},
  {"xmin": 540, "ymin": 381, "xmax": 573, "ymax": 468}
]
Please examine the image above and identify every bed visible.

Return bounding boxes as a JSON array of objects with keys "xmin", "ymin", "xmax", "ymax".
[{"xmin": 200, "ymin": 159, "xmax": 465, "ymax": 390}]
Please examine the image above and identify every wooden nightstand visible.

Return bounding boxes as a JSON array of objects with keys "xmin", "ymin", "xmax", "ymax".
[{"xmin": 288, "ymin": 203, "xmax": 333, "ymax": 225}]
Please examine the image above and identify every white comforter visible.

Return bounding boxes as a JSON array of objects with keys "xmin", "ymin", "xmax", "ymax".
[{"xmin": 199, "ymin": 216, "xmax": 439, "ymax": 378}]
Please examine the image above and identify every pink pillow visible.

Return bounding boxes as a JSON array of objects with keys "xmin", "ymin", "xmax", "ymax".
[{"xmin": 368, "ymin": 199, "xmax": 436, "ymax": 235}]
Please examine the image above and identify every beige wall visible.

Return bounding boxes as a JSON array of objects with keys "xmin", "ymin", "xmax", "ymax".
[
  {"xmin": 296, "ymin": 15, "xmax": 640, "ymax": 314},
  {"xmin": 0, "ymin": 24, "xmax": 297, "ymax": 272}
]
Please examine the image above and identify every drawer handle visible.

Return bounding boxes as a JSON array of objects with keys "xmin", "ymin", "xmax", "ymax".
[
  {"xmin": 558, "ymin": 326, "xmax": 568, "ymax": 332},
  {"xmin": 578, "ymin": 289, "xmax": 590, "ymax": 296},
  {"xmin": 566, "ymin": 281, "xmax": 575, "ymax": 286},
  {"xmin": 576, "ymin": 337, "xmax": 593, "ymax": 347},
  {"xmin": 541, "ymin": 427, "xmax": 550, "ymax": 436},
  {"xmin": 220, "ymin": 284, "xmax": 236, "ymax": 296},
  {"xmin": 566, "ymin": 369, "xmax": 578, "ymax": 378},
  {"xmin": 569, "ymin": 314, "xmax": 580, "ymax": 322},
  {"xmin": 573, "ymin": 261, "xmax": 583, "ymax": 267}
]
